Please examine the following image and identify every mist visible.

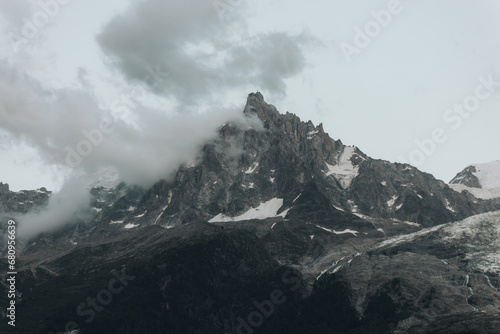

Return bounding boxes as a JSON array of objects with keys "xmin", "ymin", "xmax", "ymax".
[{"xmin": 16, "ymin": 177, "xmax": 92, "ymax": 239}]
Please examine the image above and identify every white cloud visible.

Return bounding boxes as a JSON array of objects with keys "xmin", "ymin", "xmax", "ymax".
[{"xmin": 96, "ymin": 0, "xmax": 310, "ymax": 105}]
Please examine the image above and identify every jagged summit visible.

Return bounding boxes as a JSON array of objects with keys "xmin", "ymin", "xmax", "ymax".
[
  {"xmin": 244, "ymin": 92, "xmax": 327, "ymax": 136},
  {"xmin": 244, "ymin": 92, "xmax": 281, "ymax": 126},
  {"xmin": 2, "ymin": 94, "xmax": 500, "ymax": 333}
]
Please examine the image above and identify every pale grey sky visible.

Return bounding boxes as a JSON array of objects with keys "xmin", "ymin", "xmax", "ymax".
[{"xmin": 1, "ymin": 0, "xmax": 500, "ymax": 191}]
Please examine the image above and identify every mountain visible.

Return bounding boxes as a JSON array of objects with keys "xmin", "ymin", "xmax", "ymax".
[
  {"xmin": 372, "ymin": 210, "xmax": 500, "ymax": 332},
  {"xmin": 1, "ymin": 93, "xmax": 500, "ymax": 333},
  {"xmin": 450, "ymin": 161, "xmax": 500, "ymax": 200},
  {"xmin": 0, "ymin": 182, "xmax": 50, "ymax": 215}
]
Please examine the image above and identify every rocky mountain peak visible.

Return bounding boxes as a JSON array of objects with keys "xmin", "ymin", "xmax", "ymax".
[
  {"xmin": 244, "ymin": 91, "xmax": 280, "ymax": 126},
  {"xmin": 243, "ymin": 93, "xmax": 335, "ymax": 156},
  {"xmin": 449, "ymin": 161, "xmax": 500, "ymax": 199},
  {"xmin": 450, "ymin": 165, "xmax": 482, "ymax": 188}
]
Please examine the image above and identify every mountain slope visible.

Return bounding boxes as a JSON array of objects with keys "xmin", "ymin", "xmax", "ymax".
[{"xmin": 1, "ymin": 93, "xmax": 500, "ymax": 333}]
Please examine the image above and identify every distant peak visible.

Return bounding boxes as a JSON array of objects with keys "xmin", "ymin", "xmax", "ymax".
[
  {"xmin": 247, "ymin": 91, "xmax": 264, "ymax": 101},
  {"xmin": 450, "ymin": 160, "xmax": 500, "ymax": 191}
]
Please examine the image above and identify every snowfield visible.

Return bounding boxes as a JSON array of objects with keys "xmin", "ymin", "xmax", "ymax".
[
  {"xmin": 450, "ymin": 161, "xmax": 500, "ymax": 199},
  {"xmin": 209, "ymin": 198, "xmax": 289, "ymax": 222},
  {"xmin": 377, "ymin": 210, "xmax": 500, "ymax": 274}
]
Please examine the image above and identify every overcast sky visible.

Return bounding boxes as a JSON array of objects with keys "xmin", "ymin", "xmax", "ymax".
[{"xmin": 1, "ymin": 0, "xmax": 500, "ymax": 192}]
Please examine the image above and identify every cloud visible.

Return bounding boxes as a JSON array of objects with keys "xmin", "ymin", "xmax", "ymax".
[
  {"xmin": 0, "ymin": 1, "xmax": 33, "ymax": 31},
  {"xmin": 96, "ymin": 0, "xmax": 309, "ymax": 105},
  {"xmin": 17, "ymin": 176, "xmax": 92, "ymax": 239},
  {"xmin": 0, "ymin": 0, "xmax": 311, "ymax": 239},
  {"xmin": 0, "ymin": 65, "xmax": 263, "ymax": 187},
  {"xmin": 0, "ymin": 65, "xmax": 266, "ymax": 239}
]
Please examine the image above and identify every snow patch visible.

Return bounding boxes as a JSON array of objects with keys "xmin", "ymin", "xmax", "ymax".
[
  {"xmin": 154, "ymin": 190, "xmax": 173, "ymax": 225},
  {"xmin": 110, "ymin": 220, "xmax": 124, "ymax": 224},
  {"xmin": 278, "ymin": 208, "xmax": 290, "ymax": 218},
  {"xmin": 317, "ymin": 257, "xmax": 346, "ymax": 280},
  {"xmin": 474, "ymin": 161, "xmax": 500, "ymax": 189},
  {"xmin": 353, "ymin": 213, "xmax": 369, "ymax": 219},
  {"xmin": 332, "ymin": 204, "xmax": 345, "ymax": 212},
  {"xmin": 311, "ymin": 223, "xmax": 359, "ymax": 237},
  {"xmin": 450, "ymin": 183, "xmax": 500, "ymax": 200},
  {"xmin": 324, "ymin": 146, "xmax": 361, "ymax": 189},
  {"xmin": 209, "ymin": 198, "xmax": 288, "ymax": 223},
  {"xmin": 244, "ymin": 162, "xmax": 259, "ymax": 174},
  {"xmin": 348, "ymin": 200, "xmax": 358, "ymax": 213},
  {"xmin": 307, "ymin": 129, "xmax": 319, "ymax": 139},
  {"xmin": 135, "ymin": 211, "xmax": 147, "ymax": 218},
  {"xmin": 445, "ymin": 199, "xmax": 455, "ymax": 212},
  {"xmin": 155, "ymin": 206, "xmax": 168, "ymax": 224},
  {"xmin": 387, "ymin": 195, "xmax": 398, "ymax": 207},
  {"xmin": 403, "ymin": 221, "xmax": 421, "ymax": 227},
  {"xmin": 124, "ymin": 223, "xmax": 139, "ymax": 229}
]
